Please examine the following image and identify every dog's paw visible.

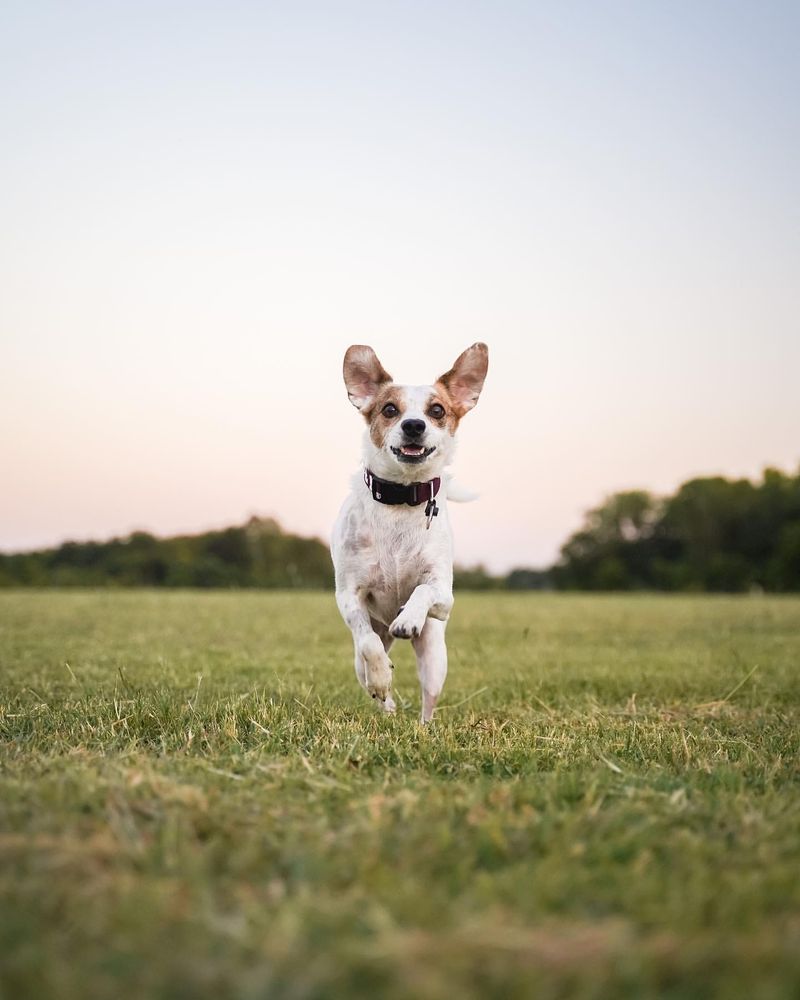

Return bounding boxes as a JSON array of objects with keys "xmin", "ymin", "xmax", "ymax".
[
  {"xmin": 359, "ymin": 635, "xmax": 394, "ymax": 703},
  {"xmin": 389, "ymin": 604, "xmax": 427, "ymax": 640},
  {"xmin": 366, "ymin": 658, "xmax": 394, "ymax": 702}
]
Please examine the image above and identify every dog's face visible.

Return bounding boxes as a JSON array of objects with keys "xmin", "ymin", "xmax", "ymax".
[{"xmin": 343, "ymin": 343, "xmax": 488, "ymax": 480}]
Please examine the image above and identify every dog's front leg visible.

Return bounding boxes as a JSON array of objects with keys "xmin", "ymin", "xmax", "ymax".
[
  {"xmin": 336, "ymin": 589, "xmax": 395, "ymax": 710},
  {"xmin": 389, "ymin": 583, "xmax": 453, "ymax": 639}
]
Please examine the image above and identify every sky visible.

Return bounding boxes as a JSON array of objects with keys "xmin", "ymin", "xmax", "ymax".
[{"xmin": 1, "ymin": 1, "xmax": 799, "ymax": 572}]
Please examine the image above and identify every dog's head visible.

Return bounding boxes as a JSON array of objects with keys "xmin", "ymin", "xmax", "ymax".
[{"xmin": 343, "ymin": 343, "xmax": 488, "ymax": 481}]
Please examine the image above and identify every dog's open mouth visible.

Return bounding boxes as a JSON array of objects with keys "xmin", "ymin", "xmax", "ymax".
[{"xmin": 391, "ymin": 445, "xmax": 436, "ymax": 464}]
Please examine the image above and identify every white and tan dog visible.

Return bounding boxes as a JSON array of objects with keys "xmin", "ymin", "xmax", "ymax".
[{"xmin": 331, "ymin": 343, "xmax": 488, "ymax": 722}]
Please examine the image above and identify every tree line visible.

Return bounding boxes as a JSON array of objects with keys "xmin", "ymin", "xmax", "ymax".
[
  {"xmin": 0, "ymin": 517, "xmax": 334, "ymax": 589},
  {"xmin": 551, "ymin": 466, "xmax": 800, "ymax": 592},
  {"xmin": 1, "ymin": 467, "xmax": 798, "ymax": 591}
]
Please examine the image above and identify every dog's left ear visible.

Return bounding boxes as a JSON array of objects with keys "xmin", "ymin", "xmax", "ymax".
[
  {"xmin": 343, "ymin": 345, "xmax": 393, "ymax": 412},
  {"xmin": 438, "ymin": 343, "xmax": 489, "ymax": 417}
]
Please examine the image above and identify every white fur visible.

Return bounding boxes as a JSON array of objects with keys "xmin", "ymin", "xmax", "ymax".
[{"xmin": 332, "ymin": 347, "xmax": 487, "ymax": 723}]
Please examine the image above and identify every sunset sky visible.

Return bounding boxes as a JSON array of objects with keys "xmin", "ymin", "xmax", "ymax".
[{"xmin": 2, "ymin": 1, "xmax": 799, "ymax": 572}]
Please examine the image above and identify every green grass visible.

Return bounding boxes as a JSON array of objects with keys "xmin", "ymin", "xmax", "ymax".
[{"xmin": 1, "ymin": 591, "xmax": 799, "ymax": 1000}]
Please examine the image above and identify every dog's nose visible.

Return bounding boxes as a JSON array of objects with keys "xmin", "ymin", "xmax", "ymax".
[{"xmin": 401, "ymin": 419, "xmax": 426, "ymax": 439}]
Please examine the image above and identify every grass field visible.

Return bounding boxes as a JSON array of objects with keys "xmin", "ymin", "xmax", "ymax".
[{"xmin": 1, "ymin": 591, "xmax": 799, "ymax": 1000}]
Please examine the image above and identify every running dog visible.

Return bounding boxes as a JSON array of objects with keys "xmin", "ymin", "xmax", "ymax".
[{"xmin": 331, "ymin": 343, "xmax": 488, "ymax": 722}]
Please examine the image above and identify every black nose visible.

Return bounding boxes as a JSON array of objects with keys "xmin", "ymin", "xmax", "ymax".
[{"xmin": 401, "ymin": 418, "xmax": 426, "ymax": 439}]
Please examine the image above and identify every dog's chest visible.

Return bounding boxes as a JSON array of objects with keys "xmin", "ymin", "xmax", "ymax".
[{"xmin": 334, "ymin": 493, "xmax": 452, "ymax": 623}]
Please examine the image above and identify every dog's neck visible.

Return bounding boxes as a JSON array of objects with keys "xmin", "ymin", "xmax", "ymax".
[{"xmin": 363, "ymin": 468, "xmax": 441, "ymax": 508}]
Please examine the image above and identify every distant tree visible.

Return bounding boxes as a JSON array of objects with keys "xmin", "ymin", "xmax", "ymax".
[
  {"xmin": 505, "ymin": 568, "xmax": 552, "ymax": 590},
  {"xmin": 554, "ymin": 467, "xmax": 800, "ymax": 592},
  {"xmin": 769, "ymin": 522, "xmax": 800, "ymax": 591},
  {"xmin": 453, "ymin": 565, "xmax": 502, "ymax": 590},
  {"xmin": 553, "ymin": 490, "xmax": 661, "ymax": 590}
]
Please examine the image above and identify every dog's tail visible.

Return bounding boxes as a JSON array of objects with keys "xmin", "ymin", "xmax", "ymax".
[{"xmin": 444, "ymin": 474, "xmax": 479, "ymax": 503}]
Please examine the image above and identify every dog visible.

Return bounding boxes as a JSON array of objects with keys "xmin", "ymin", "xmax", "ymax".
[{"xmin": 331, "ymin": 343, "xmax": 488, "ymax": 722}]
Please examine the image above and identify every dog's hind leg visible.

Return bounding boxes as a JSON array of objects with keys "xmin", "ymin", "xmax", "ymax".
[{"xmin": 411, "ymin": 618, "xmax": 448, "ymax": 724}]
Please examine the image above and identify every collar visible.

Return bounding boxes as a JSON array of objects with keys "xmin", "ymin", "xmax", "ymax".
[{"xmin": 363, "ymin": 468, "xmax": 441, "ymax": 508}]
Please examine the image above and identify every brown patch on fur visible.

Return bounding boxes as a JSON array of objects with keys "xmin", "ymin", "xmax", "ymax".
[
  {"xmin": 352, "ymin": 531, "xmax": 372, "ymax": 552},
  {"xmin": 367, "ymin": 386, "xmax": 407, "ymax": 447},
  {"xmin": 432, "ymin": 383, "xmax": 461, "ymax": 434}
]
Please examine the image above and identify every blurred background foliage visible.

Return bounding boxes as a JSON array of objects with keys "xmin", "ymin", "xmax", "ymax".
[
  {"xmin": 2, "ymin": 467, "xmax": 799, "ymax": 592},
  {"xmin": 552, "ymin": 466, "xmax": 800, "ymax": 592},
  {"xmin": 0, "ymin": 517, "xmax": 333, "ymax": 590}
]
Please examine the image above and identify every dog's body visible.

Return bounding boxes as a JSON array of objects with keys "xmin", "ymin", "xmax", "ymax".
[{"xmin": 331, "ymin": 344, "xmax": 488, "ymax": 722}]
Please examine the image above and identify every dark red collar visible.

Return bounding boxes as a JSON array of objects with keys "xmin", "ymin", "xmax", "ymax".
[{"xmin": 364, "ymin": 468, "xmax": 441, "ymax": 508}]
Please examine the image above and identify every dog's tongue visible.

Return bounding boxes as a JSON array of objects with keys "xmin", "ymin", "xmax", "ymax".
[{"xmin": 401, "ymin": 445, "xmax": 424, "ymax": 456}]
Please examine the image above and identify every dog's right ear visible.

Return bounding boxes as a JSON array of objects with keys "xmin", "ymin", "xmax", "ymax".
[{"xmin": 343, "ymin": 345, "xmax": 393, "ymax": 412}]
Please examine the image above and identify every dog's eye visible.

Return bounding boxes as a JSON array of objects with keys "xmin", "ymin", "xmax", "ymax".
[
  {"xmin": 429, "ymin": 404, "xmax": 445, "ymax": 420},
  {"xmin": 382, "ymin": 403, "xmax": 399, "ymax": 418}
]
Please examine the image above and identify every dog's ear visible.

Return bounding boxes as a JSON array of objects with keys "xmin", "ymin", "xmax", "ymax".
[
  {"xmin": 343, "ymin": 345, "xmax": 393, "ymax": 412},
  {"xmin": 438, "ymin": 343, "xmax": 488, "ymax": 416}
]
